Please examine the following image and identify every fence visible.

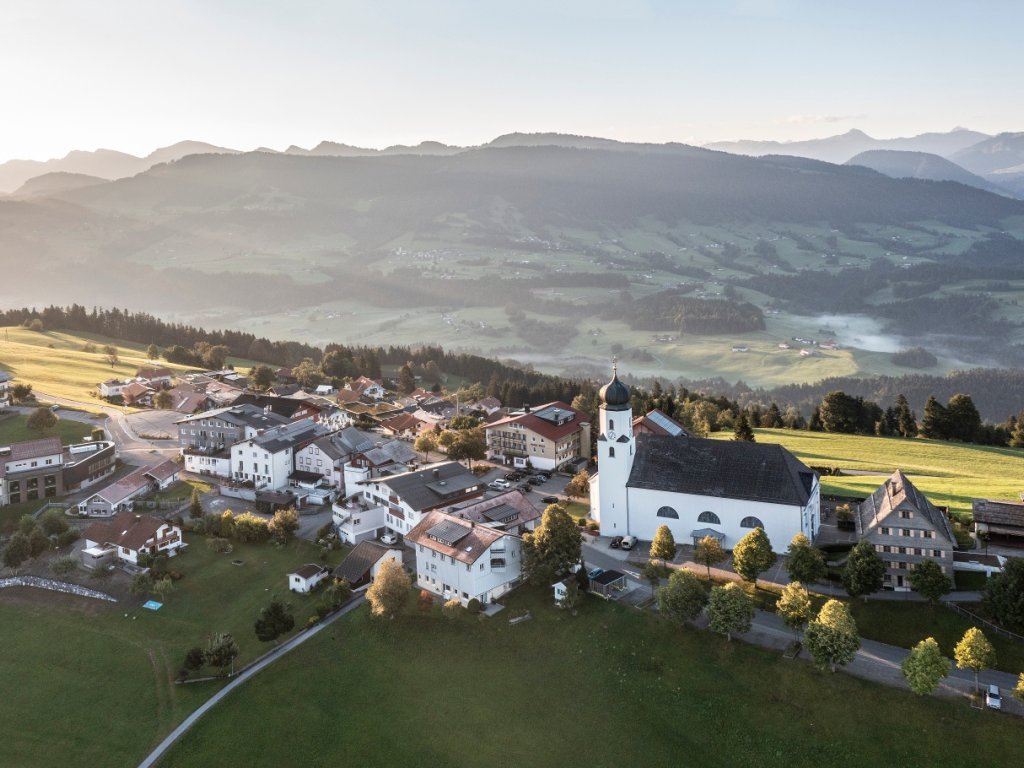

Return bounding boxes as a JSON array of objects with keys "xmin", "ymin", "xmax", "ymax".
[{"xmin": 945, "ymin": 602, "xmax": 1024, "ymax": 643}]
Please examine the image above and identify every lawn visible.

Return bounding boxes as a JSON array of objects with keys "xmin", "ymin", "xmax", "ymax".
[
  {"xmin": 147, "ymin": 478, "xmax": 213, "ymax": 504},
  {"xmin": 159, "ymin": 586, "xmax": 1022, "ymax": 768},
  {"xmin": 0, "ymin": 533, "xmax": 347, "ymax": 768},
  {"xmin": 716, "ymin": 428, "xmax": 1024, "ymax": 520},
  {"xmin": 0, "ymin": 326, "xmax": 262, "ymax": 404},
  {"xmin": 0, "ymin": 411, "xmax": 94, "ymax": 445}
]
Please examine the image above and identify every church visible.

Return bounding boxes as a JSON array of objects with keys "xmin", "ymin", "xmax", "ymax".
[{"xmin": 589, "ymin": 368, "xmax": 820, "ymax": 554}]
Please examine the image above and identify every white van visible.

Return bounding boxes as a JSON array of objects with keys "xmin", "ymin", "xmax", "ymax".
[{"xmin": 620, "ymin": 535, "xmax": 637, "ymax": 550}]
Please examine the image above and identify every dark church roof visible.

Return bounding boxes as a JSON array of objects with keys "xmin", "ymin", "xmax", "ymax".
[{"xmin": 627, "ymin": 433, "xmax": 816, "ymax": 507}]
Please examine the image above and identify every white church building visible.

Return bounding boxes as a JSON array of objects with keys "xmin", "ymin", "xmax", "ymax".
[{"xmin": 589, "ymin": 368, "xmax": 819, "ymax": 554}]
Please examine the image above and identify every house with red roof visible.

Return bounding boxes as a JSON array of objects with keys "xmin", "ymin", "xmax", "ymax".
[
  {"xmin": 80, "ymin": 512, "xmax": 183, "ymax": 568},
  {"xmin": 485, "ymin": 401, "xmax": 591, "ymax": 472}
]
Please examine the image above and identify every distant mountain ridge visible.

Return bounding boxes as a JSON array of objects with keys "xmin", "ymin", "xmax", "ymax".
[
  {"xmin": 705, "ymin": 128, "xmax": 991, "ymax": 165},
  {"xmin": 845, "ymin": 150, "xmax": 1016, "ymax": 197}
]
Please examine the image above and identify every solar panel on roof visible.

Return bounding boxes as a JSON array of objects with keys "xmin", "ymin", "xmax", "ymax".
[
  {"xmin": 647, "ymin": 410, "xmax": 684, "ymax": 436},
  {"xmin": 426, "ymin": 520, "xmax": 472, "ymax": 546}
]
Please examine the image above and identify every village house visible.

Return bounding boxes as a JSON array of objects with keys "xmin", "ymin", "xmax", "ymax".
[
  {"xmin": 295, "ymin": 427, "xmax": 377, "ymax": 491},
  {"xmin": 379, "ymin": 412, "xmax": 430, "ymax": 439},
  {"xmin": 406, "ymin": 509, "xmax": 524, "ymax": 607},
  {"xmin": 486, "ymin": 401, "xmax": 592, "ymax": 472},
  {"xmin": 333, "ymin": 540, "xmax": 404, "ymax": 588},
  {"xmin": 230, "ymin": 418, "xmax": 329, "ymax": 491},
  {"xmin": 632, "ymin": 408, "xmax": 690, "ymax": 438},
  {"xmin": 135, "ymin": 367, "xmax": 175, "ymax": 388},
  {"xmin": 0, "ymin": 436, "xmax": 118, "ymax": 507},
  {"xmin": 76, "ymin": 459, "xmax": 180, "ymax": 517},
  {"xmin": 288, "ymin": 563, "xmax": 329, "ymax": 593},
  {"xmin": 80, "ymin": 512, "xmax": 183, "ymax": 569},
  {"xmin": 972, "ymin": 498, "xmax": 1024, "ymax": 548},
  {"xmin": 342, "ymin": 440, "xmax": 419, "ymax": 494},
  {"xmin": 856, "ymin": 470, "xmax": 956, "ymax": 590},
  {"xmin": 358, "ymin": 461, "xmax": 484, "ymax": 538},
  {"xmin": 0, "ymin": 371, "xmax": 11, "ymax": 409},
  {"xmin": 349, "ymin": 376, "xmax": 386, "ymax": 401},
  {"xmin": 121, "ymin": 381, "xmax": 156, "ymax": 407},
  {"xmin": 591, "ymin": 369, "xmax": 819, "ymax": 553},
  {"xmin": 230, "ymin": 393, "xmax": 324, "ymax": 422},
  {"xmin": 98, "ymin": 378, "xmax": 136, "ymax": 399},
  {"xmin": 449, "ymin": 489, "xmax": 542, "ymax": 535},
  {"xmin": 177, "ymin": 404, "xmax": 290, "ymax": 477}
]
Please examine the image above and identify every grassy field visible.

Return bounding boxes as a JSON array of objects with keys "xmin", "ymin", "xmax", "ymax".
[
  {"xmin": 159, "ymin": 586, "xmax": 1023, "ymax": 768},
  {"xmin": 0, "ymin": 326, "xmax": 261, "ymax": 404},
  {"xmin": 720, "ymin": 428, "xmax": 1024, "ymax": 520},
  {"xmin": 0, "ymin": 411, "xmax": 94, "ymax": 445},
  {"xmin": 0, "ymin": 534, "xmax": 347, "ymax": 768}
]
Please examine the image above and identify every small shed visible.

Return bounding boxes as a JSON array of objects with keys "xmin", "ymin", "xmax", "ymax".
[
  {"xmin": 972, "ymin": 499, "xmax": 1024, "ymax": 547},
  {"xmin": 289, "ymin": 563, "xmax": 328, "ymax": 593},
  {"xmin": 552, "ymin": 580, "xmax": 568, "ymax": 606},
  {"xmin": 333, "ymin": 541, "xmax": 403, "ymax": 589},
  {"xmin": 589, "ymin": 569, "xmax": 627, "ymax": 599}
]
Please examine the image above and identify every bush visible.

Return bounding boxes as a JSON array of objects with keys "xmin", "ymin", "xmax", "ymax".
[
  {"xmin": 587, "ymin": 522, "xmax": 599, "ymax": 532},
  {"xmin": 51, "ymin": 555, "xmax": 78, "ymax": 577},
  {"xmin": 315, "ymin": 522, "xmax": 334, "ymax": 540},
  {"xmin": 442, "ymin": 598, "xmax": 462, "ymax": 619},
  {"xmin": 466, "ymin": 598, "xmax": 482, "ymax": 614},
  {"xmin": 56, "ymin": 529, "xmax": 79, "ymax": 549},
  {"xmin": 207, "ymin": 537, "xmax": 232, "ymax": 553},
  {"xmin": 40, "ymin": 510, "xmax": 69, "ymax": 536}
]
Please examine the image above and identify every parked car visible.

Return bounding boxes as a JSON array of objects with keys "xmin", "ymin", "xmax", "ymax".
[
  {"xmin": 986, "ymin": 684, "xmax": 1002, "ymax": 710},
  {"xmin": 540, "ymin": 496, "xmax": 559, "ymax": 504},
  {"xmin": 504, "ymin": 472, "xmax": 523, "ymax": 481},
  {"xmin": 380, "ymin": 533, "xmax": 398, "ymax": 546},
  {"xmin": 488, "ymin": 479, "xmax": 511, "ymax": 490},
  {"xmin": 526, "ymin": 476, "xmax": 545, "ymax": 486},
  {"xmin": 620, "ymin": 535, "xmax": 637, "ymax": 550},
  {"xmin": 587, "ymin": 567, "xmax": 604, "ymax": 580},
  {"xmin": 535, "ymin": 473, "xmax": 550, "ymax": 483},
  {"xmin": 610, "ymin": 535, "xmax": 623, "ymax": 549}
]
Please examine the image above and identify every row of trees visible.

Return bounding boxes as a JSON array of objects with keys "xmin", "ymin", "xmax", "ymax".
[{"xmin": 2, "ymin": 511, "xmax": 79, "ymax": 572}]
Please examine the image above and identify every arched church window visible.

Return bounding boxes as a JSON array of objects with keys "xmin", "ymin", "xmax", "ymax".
[
  {"xmin": 697, "ymin": 511, "xmax": 721, "ymax": 525},
  {"xmin": 740, "ymin": 516, "xmax": 764, "ymax": 529},
  {"xmin": 609, "ymin": 447, "xmax": 615, "ymax": 458},
  {"xmin": 609, "ymin": 419, "xmax": 615, "ymax": 431},
  {"xmin": 656, "ymin": 506, "xmax": 679, "ymax": 519}
]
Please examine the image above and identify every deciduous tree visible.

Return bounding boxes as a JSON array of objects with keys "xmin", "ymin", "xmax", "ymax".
[
  {"xmin": 908, "ymin": 559, "xmax": 952, "ymax": 605},
  {"xmin": 154, "ymin": 389, "xmax": 173, "ymax": 410},
  {"xmin": 732, "ymin": 527, "xmax": 775, "ymax": 583},
  {"xmin": 522, "ymin": 505, "xmax": 582, "ymax": 587},
  {"xmin": 901, "ymin": 637, "xmax": 951, "ymax": 695},
  {"xmin": 954, "ymin": 627, "xmax": 995, "ymax": 695},
  {"xmin": 2, "ymin": 533, "xmax": 31, "ymax": 571},
  {"xmin": 205, "ymin": 632, "xmax": 239, "ymax": 673},
  {"xmin": 785, "ymin": 533, "xmax": 826, "ymax": 585},
  {"xmin": 982, "ymin": 555, "xmax": 1024, "ymax": 632},
  {"xmin": 564, "ymin": 468, "xmax": 590, "ymax": 500},
  {"xmin": 777, "ymin": 581, "xmax": 813, "ymax": 638},
  {"xmin": 250, "ymin": 365, "xmax": 275, "ymax": 391},
  {"xmin": 146, "ymin": 343, "xmax": 159, "ymax": 360},
  {"xmin": 842, "ymin": 539, "xmax": 885, "ymax": 602},
  {"xmin": 693, "ymin": 535, "xmax": 726, "ymax": 579},
  {"xmin": 804, "ymin": 599, "xmax": 860, "ymax": 672},
  {"xmin": 269, "ymin": 508, "xmax": 300, "ymax": 542},
  {"xmin": 413, "ymin": 432, "xmax": 437, "ymax": 462},
  {"xmin": 366, "ymin": 557, "xmax": 411, "ymax": 618},
  {"xmin": 649, "ymin": 524, "xmax": 676, "ymax": 566},
  {"xmin": 657, "ymin": 569, "xmax": 708, "ymax": 625},
  {"xmin": 26, "ymin": 406, "xmax": 58, "ymax": 435},
  {"xmin": 103, "ymin": 344, "xmax": 119, "ymax": 368},
  {"xmin": 707, "ymin": 582, "xmax": 754, "ymax": 641}
]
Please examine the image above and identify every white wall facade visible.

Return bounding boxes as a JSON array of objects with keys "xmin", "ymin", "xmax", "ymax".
[
  {"xmin": 620, "ymin": 484, "xmax": 818, "ymax": 554},
  {"xmin": 414, "ymin": 536, "xmax": 523, "ymax": 606},
  {"xmin": 231, "ymin": 442, "xmax": 293, "ymax": 490},
  {"xmin": 333, "ymin": 503, "xmax": 388, "ymax": 545},
  {"xmin": 593, "ymin": 402, "xmax": 635, "ymax": 536},
  {"xmin": 184, "ymin": 453, "xmax": 231, "ymax": 478}
]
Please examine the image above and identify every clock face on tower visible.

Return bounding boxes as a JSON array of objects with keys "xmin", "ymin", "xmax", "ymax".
[{"xmin": 607, "ymin": 430, "xmax": 616, "ymax": 440}]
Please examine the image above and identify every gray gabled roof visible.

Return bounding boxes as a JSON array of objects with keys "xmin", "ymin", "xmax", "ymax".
[
  {"xmin": 333, "ymin": 541, "xmax": 393, "ymax": 583},
  {"xmin": 627, "ymin": 434, "xmax": 816, "ymax": 507},
  {"xmin": 858, "ymin": 470, "xmax": 956, "ymax": 544},
  {"xmin": 372, "ymin": 461, "xmax": 483, "ymax": 512}
]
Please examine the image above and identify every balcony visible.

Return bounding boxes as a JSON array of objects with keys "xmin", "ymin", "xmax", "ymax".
[{"xmin": 490, "ymin": 558, "xmax": 507, "ymax": 571}]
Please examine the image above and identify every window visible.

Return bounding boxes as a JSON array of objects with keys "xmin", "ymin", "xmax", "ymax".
[
  {"xmin": 914, "ymin": 548, "xmax": 922, "ymax": 556},
  {"xmin": 898, "ymin": 547, "xmax": 906, "ymax": 555},
  {"xmin": 902, "ymin": 529, "xmax": 911, "ymax": 537},
  {"xmin": 880, "ymin": 527, "xmax": 890, "ymax": 535},
  {"xmin": 657, "ymin": 506, "xmax": 679, "ymax": 519},
  {"xmin": 740, "ymin": 516, "xmax": 763, "ymax": 529},
  {"xmin": 609, "ymin": 447, "xmax": 615, "ymax": 457},
  {"xmin": 923, "ymin": 531, "xmax": 934, "ymax": 539},
  {"xmin": 697, "ymin": 511, "xmax": 720, "ymax": 525},
  {"xmin": 609, "ymin": 419, "xmax": 614, "ymax": 431},
  {"xmin": 900, "ymin": 510, "xmax": 912, "ymax": 519},
  {"xmin": 933, "ymin": 549, "xmax": 942, "ymax": 558}
]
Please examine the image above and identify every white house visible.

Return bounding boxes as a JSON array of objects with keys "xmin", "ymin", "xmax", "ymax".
[
  {"xmin": 294, "ymin": 428, "xmax": 377, "ymax": 491},
  {"xmin": 230, "ymin": 418, "xmax": 328, "ymax": 491},
  {"xmin": 288, "ymin": 563, "xmax": 329, "ymax": 593},
  {"xmin": 590, "ymin": 368, "xmax": 819, "ymax": 554},
  {"xmin": 342, "ymin": 439, "xmax": 419, "ymax": 493},
  {"xmin": 80, "ymin": 512, "xmax": 183, "ymax": 568},
  {"xmin": 406, "ymin": 509, "xmax": 524, "ymax": 607},
  {"xmin": 350, "ymin": 376, "xmax": 386, "ymax": 401},
  {"xmin": 332, "ymin": 498, "xmax": 389, "ymax": 545},
  {"xmin": 98, "ymin": 378, "xmax": 135, "ymax": 398},
  {"xmin": 0, "ymin": 371, "xmax": 12, "ymax": 409},
  {"xmin": 358, "ymin": 462, "xmax": 484, "ymax": 538}
]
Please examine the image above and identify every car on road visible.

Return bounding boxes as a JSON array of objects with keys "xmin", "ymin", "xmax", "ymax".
[
  {"xmin": 610, "ymin": 535, "xmax": 623, "ymax": 549},
  {"xmin": 488, "ymin": 479, "xmax": 512, "ymax": 490},
  {"xmin": 380, "ymin": 533, "xmax": 398, "ymax": 546},
  {"xmin": 620, "ymin": 535, "xmax": 637, "ymax": 550},
  {"xmin": 540, "ymin": 496, "xmax": 559, "ymax": 504},
  {"xmin": 986, "ymin": 684, "xmax": 1002, "ymax": 710}
]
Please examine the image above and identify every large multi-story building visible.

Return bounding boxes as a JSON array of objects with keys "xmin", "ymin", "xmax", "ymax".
[
  {"xmin": 857, "ymin": 470, "xmax": 956, "ymax": 591},
  {"xmin": 230, "ymin": 418, "xmax": 329, "ymax": 491},
  {"xmin": 177, "ymin": 404, "xmax": 289, "ymax": 476},
  {"xmin": 0, "ymin": 437, "xmax": 117, "ymax": 506},
  {"xmin": 0, "ymin": 371, "xmax": 12, "ymax": 409},
  {"xmin": 485, "ymin": 401, "xmax": 591, "ymax": 472},
  {"xmin": 406, "ymin": 509, "xmax": 524, "ymax": 607}
]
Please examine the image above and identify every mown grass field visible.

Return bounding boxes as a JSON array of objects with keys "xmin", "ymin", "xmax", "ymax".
[
  {"xmin": 0, "ymin": 326, "xmax": 260, "ymax": 404},
  {"xmin": 159, "ymin": 586, "xmax": 1022, "ymax": 768},
  {"xmin": 0, "ymin": 411, "xmax": 94, "ymax": 445},
  {"xmin": 0, "ymin": 534, "xmax": 347, "ymax": 768},
  {"xmin": 720, "ymin": 428, "xmax": 1024, "ymax": 520}
]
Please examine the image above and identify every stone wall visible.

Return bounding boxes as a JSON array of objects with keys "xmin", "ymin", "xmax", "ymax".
[{"xmin": 0, "ymin": 576, "xmax": 117, "ymax": 602}]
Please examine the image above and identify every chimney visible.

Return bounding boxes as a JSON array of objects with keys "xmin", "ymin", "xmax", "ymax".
[
  {"xmin": 433, "ymin": 468, "xmax": 440, "ymax": 479},
  {"xmin": 524, "ymin": 403, "xmax": 531, "ymax": 414}
]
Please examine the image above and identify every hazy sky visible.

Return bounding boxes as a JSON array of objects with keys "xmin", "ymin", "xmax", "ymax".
[{"xmin": 3, "ymin": 0, "xmax": 1023, "ymax": 161}]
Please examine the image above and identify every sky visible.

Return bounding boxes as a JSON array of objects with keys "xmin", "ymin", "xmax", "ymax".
[{"xmin": 2, "ymin": 0, "xmax": 1023, "ymax": 162}]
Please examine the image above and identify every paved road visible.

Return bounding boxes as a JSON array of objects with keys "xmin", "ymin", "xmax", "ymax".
[{"xmin": 137, "ymin": 594, "xmax": 366, "ymax": 768}]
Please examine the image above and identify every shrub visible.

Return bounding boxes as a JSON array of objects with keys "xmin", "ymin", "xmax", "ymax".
[
  {"xmin": 442, "ymin": 598, "xmax": 462, "ymax": 619},
  {"xmin": 40, "ymin": 510, "xmax": 69, "ymax": 536},
  {"xmin": 51, "ymin": 555, "xmax": 78, "ymax": 577},
  {"xmin": 56, "ymin": 529, "xmax": 80, "ymax": 549},
  {"xmin": 466, "ymin": 598, "xmax": 482, "ymax": 614},
  {"xmin": 207, "ymin": 537, "xmax": 232, "ymax": 553},
  {"xmin": 587, "ymin": 522, "xmax": 599, "ymax": 532}
]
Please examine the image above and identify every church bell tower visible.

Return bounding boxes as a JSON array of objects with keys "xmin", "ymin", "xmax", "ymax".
[{"xmin": 592, "ymin": 363, "xmax": 634, "ymax": 535}]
